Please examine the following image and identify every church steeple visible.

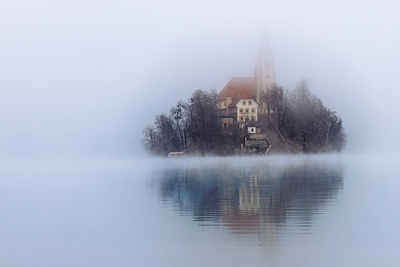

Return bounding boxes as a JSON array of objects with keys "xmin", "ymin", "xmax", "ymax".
[{"xmin": 255, "ymin": 48, "xmax": 275, "ymax": 112}]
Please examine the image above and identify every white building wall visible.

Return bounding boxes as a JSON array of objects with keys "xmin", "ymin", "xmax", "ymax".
[{"xmin": 236, "ymin": 99, "xmax": 258, "ymax": 122}]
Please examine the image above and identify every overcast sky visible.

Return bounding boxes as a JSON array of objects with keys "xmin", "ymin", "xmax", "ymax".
[{"xmin": 0, "ymin": 0, "xmax": 399, "ymax": 158}]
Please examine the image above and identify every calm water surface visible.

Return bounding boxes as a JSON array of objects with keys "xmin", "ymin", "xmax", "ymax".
[{"xmin": 0, "ymin": 155, "xmax": 399, "ymax": 266}]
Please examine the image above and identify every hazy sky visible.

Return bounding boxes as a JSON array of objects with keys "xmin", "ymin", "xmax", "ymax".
[{"xmin": 1, "ymin": 0, "xmax": 399, "ymax": 158}]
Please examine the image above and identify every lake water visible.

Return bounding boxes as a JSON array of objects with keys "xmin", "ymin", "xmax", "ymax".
[{"xmin": 0, "ymin": 155, "xmax": 399, "ymax": 266}]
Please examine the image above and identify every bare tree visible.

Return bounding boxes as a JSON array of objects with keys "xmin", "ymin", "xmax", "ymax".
[
  {"xmin": 142, "ymin": 125, "xmax": 158, "ymax": 154},
  {"xmin": 170, "ymin": 100, "xmax": 187, "ymax": 149},
  {"xmin": 186, "ymin": 89, "xmax": 222, "ymax": 153},
  {"xmin": 286, "ymin": 81, "xmax": 346, "ymax": 152},
  {"xmin": 263, "ymin": 84, "xmax": 290, "ymax": 129},
  {"xmin": 154, "ymin": 114, "xmax": 182, "ymax": 154}
]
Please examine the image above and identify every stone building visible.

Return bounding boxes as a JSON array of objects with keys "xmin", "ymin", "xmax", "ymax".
[
  {"xmin": 242, "ymin": 126, "xmax": 270, "ymax": 154},
  {"xmin": 217, "ymin": 50, "xmax": 275, "ymax": 127}
]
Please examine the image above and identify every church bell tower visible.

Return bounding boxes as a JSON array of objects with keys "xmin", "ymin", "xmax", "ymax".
[{"xmin": 255, "ymin": 49, "xmax": 275, "ymax": 113}]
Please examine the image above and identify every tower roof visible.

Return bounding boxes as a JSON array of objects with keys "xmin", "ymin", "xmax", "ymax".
[{"xmin": 218, "ymin": 77, "xmax": 256, "ymax": 100}]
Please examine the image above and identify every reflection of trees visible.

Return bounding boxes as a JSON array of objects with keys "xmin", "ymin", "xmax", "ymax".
[{"xmin": 157, "ymin": 162, "xmax": 343, "ymax": 245}]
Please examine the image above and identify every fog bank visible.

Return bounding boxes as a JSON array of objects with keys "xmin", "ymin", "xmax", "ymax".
[{"xmin": 1, "ymin": 0, "xmax": 399, "ymax": 158}]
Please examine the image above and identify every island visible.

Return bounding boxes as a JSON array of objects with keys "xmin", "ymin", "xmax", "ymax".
[{"xmin": 142, "ymin": 50, "xmax": 346, "ymax": 156}]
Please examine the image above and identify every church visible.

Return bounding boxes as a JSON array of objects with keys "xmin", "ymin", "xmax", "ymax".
[{"xmin": 217, "ymin": 50, "xmax": 275, "ymax": 128}]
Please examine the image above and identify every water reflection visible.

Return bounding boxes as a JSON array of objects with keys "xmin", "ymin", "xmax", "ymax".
[{"xmin": 154, "ymin": 159, "xmax": 343, "ymax": 246}]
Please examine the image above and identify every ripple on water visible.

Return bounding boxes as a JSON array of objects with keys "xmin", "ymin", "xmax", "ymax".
[{"xmin": 153, "ymin": 158, "xmax": 344, "ymax": 246}]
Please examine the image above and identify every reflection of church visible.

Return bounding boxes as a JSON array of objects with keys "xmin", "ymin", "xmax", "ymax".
[
  {"xmin": 157, "ymin": 162, "xmax": 344, "ymax": 248},
  {"xmin": 239, "ymin": 174, "xmax": 260, "ymax": 211}
]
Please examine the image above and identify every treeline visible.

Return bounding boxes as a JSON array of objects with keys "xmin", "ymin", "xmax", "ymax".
[
  {"xmin": 142, "ymin": 90, "xmax": 244, "ymax": 156},
  {"xmin": 142, "ymin": 82, "xmax": 346, "ymax": 155},
  {"xmin": 264, "ymin": 81, "xmax": 346, "ymax": 152}
]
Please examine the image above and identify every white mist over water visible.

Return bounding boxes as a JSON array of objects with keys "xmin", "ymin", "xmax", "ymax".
[
  {"xmin": 0, "ymin": 0, "xmax": 400, "ymax": 158},
  {"xmin": 0, "ymin": 154, "xmax": 399, "ymax": 267}
]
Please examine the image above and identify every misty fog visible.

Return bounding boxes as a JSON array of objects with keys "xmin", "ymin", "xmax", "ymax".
[{"xmin": 1, "ymin": 0, "xmax": 399, "ymax": 158}]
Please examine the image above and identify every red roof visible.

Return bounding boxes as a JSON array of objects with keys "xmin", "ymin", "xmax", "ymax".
[{"xmin": 218, "ymin": 77, "xmax": 256, "ymax": 100}]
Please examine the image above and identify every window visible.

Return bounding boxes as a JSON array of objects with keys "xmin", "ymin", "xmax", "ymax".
[
  {"xmin": 242, "ymin": 101, "xmax": 246, "ymax": 105},
  {"xmin": 239, "ymin": 108, "xmax": 243, "ymax": 113},
  {"xmin": 223, "ymin": 102, "xmax": 226, "ymax": 107},
  {"xmin": 248, "ymin": 101, "xmax": 252, "ymax": 105},
  {"xmin": 251, "ymin": 108, "xmax": 255, "ymax": 113},
  {"xmin": 240, "ymin": 117, "xmax": 244, "ymax": 121},
  {"xmin": 245, "ymin": 108, "xmax": 249, "ymax": 113}
]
